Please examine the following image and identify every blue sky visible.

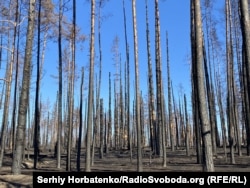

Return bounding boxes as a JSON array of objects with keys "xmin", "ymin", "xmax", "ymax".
[{"xmin": 40, "ymin": 0, "xmax": 193, "ymax": 112}]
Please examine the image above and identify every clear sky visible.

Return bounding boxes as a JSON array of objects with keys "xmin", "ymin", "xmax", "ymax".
[{"xmin": 40, "ymin": 0, "xmax": 193, "ymax": 113}]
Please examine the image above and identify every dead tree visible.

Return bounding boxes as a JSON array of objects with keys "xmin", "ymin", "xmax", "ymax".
[
  {"xmin": 132, "ymin": 0, "xmax": 143, "ymax": 172},
  {"xmin": 85, "ymin": 0, "xmax": 95, "ymax": 172},
  {"xmin": 11, "ymin": 0, "xmax": 36, "ymax": 175},
  {"xmin": 191, "ymin": 0, "xmax": 214, "ymax": 172},
  {"xmin": 239, "ymin": 0, "xmax": 250, "ymax": 156}
]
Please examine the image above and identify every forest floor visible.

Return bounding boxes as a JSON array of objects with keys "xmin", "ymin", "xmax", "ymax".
[{"xmin": 0, "ymin": 147, "xmax": 250, "ymax": 187}]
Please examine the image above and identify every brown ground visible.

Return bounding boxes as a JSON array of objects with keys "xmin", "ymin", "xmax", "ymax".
[{"xmin": 0, "ymin": 147, "xmax": 249, "ymax": 187}]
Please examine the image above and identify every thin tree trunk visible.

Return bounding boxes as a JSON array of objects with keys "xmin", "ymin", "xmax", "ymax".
[
  {"xmin": 215, "ymin": 73, "xmax": 227, "ymax": 158},
  {"xmin": 226, "ymin": 0, "xmax": 236, "ymax": 164},
  {"xmin": 97, "ymin": 0, "xmax": 103, "ymax": 155},
  {"xmin": 202, "ymin": 38, "xmax": 217, "ymax": 156},
  {"xmin": 99, "ymin": 98, "xmax": 104, "ymax": 158},
  {"xmin": 33, "ymin": 0, "xmax": 42, "ymax": 169},
  {"xmin": 184, "ymin": 94, "xmax": 190, "ymax": 156},
  {"xmin": 166, "ymin": 31, "xmax": 174, "ymax": 152},
  {"xmin": 171, "ymin": 82, "xmax": 179, "ymax": 150},
  {"xmin": 120, "ymin": 62, "xmax": 125, "ymax": 149},
  {"xmin": 145, "ymin": 0, "xmax": 156, "ymax": 155},
  {"xmin": 66, "ymin": 0, "xmax": 76, "ymax": 172},
  {"xmin": 57, "ymin": 0, "xmax": 63, "ymax": 169},
  {"xmin": 107, "ymin": 72, "xmax": 112, "ymax": 154},
  {"xmin": 122, "ymin": 0, "xmax": 131, "ymax": 151},
  {"xmin": 77, "ymin": 67, "xmax": 84, "ymax": 171},
  {"xmin": 132, "ymin": 0, "xmax": 142, "ymax": 172}
]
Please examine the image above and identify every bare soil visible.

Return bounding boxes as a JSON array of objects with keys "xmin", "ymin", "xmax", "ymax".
[{"xmin": 0, "ymin": 147, "xmax": 250, "ymax": 187}]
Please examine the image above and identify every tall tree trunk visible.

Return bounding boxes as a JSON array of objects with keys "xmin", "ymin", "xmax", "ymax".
[
  {"xmin": 203, "ymin": 1, "xmax": 220, "ymax": 154},
  {"xmin": 122, "ymin": 0, "xmax": 131, "ymax": 151},
  {"xmin": 230, "ymin": 0, "xmax": 242, "ymax": 157},
  {"xmin": 155, "ymin": 0, "xmax": 164, "ymax": 157},
  {"xmin": 66, "ymin": 0, "xmax": 76, "ymax": 172},
  {"xmin": 111, "ymin": 36, "xmax": 120, "ymax": 150},
  {"xmin": 33, "ymin": 0, "xmax": 42, "ymax": 169},
  {"xmin": 97, "ymin": 0, "xmax": 103, "ymax": 156},
  {"xmin": 226, "ymin": 0, "xmax": 236, "ymax": 164},
  {"xmin": 10, "ymin": 0, "xmax": 21, "ymax": 155},
  {"xmin": 132, "ymin": 0, "xmax": 142, "ymax": 172},
  {"xmin": 92, "ymin": 0, "xmax": 105, "ymax": 162},
  {"xmin": 145, "ymin": 0, "xmax": 156, "ymax": 155},
  {"xmin": 57, "ymin": 0, "xmax": 63, "ymax": 169},
  {"xmin": 192, "ymin": 0, "xmax": 214, "ymax": 172},
  {"xmin": 239, "ymin": 0, "xmax": 250, "ymax": 156},
  {"xmin": 11, "ymin": 0, "xmax": 36, "ymax": 174},
  {"xmin": 190, "ymin": 0, "xmax": 202, "ymax": 164},
  {"xmin": 85, "ymin": 0, "xmax": 95, "ymax": 172},
  {"xmin": 166, "ymin": 31, "xmax": 174, "ymax": 152},
  {"xmin": 114, "ymin": 83, "xmax": 118, "ymax": 150}
]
